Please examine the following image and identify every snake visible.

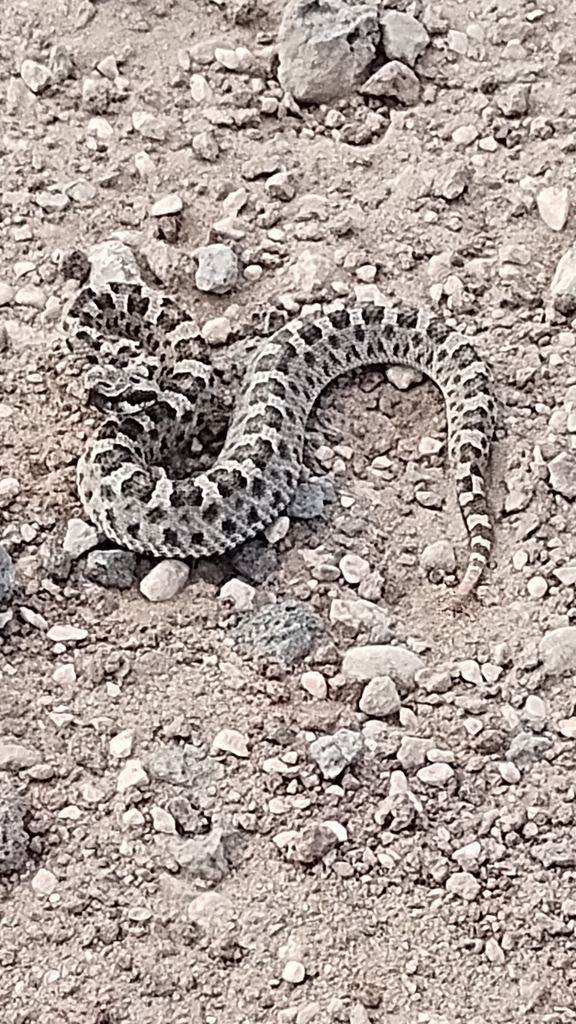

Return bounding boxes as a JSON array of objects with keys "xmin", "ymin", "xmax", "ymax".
[{"xmin": 65, "ymin": 282, "xmax": 496, "ymax": 599}]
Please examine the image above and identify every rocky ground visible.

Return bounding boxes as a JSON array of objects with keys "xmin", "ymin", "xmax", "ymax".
[{"xmin": 2, "ymin": 0, "xmax": 576, "ymax": 1022}]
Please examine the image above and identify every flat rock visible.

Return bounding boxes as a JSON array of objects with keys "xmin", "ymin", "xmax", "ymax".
[
  {"xmin": 277, "ymin": 0, "xmax": 379, "ymax": 104},
  {"xmin": 341, "ymin": 644, "xmax": 424, "ymax": 694}
]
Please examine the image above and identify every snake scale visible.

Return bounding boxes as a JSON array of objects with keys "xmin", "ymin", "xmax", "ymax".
[{"xmin": 65, "ymin": 282, "xmax": 496, "ymax": 599}]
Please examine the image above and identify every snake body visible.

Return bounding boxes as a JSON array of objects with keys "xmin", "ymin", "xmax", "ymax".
[{"xmin": 66, "ymin": 282, "xmax": 496, "ymax": 598}]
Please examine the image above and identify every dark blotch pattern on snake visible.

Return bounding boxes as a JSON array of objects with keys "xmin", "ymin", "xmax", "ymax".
[{"xmin": 65, "ymin": 282, "xmax": 496, "ymax": 599}]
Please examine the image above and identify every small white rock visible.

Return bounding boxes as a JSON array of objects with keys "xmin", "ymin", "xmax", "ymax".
[
  {"xmin": 150, "ymin": 194, "xmax": 183, "ymax": 217},
  {"xmin": 212, "ymin": 728, "xmax": 250, "ymax": 758},
  {"xmin": 46, "ymin": 625, "xmax": 88, "ymax": 643},
  {"xmin": 339, "ymin": 553, "xmax": 370, "ymax": 584},
  {"xmin": 527, "ymin": 575, "xmax": 548, "ymax": 599},
  {"xmin": 63, "ymin": 518, "xmax": 99, "ymax": 558},
  {"xmin": 458, "ymin": 659, "xmax": 483, "ymax": 685},
  {"xmin": 151, "ymin": 806, "xmax": 177, "ymax": 833},
  {"xmin": 21, "ymin": 59, "xmax": 51, "ymax": 94},
  {"xmin": 117, "ymin": 759, "xmax": 149, "ymax": 793},
  {"xmin": 201, "ymin": 316, "xmax": 232, "ymax": 344},
  {"xmin": 109, "ymin": 729, "xmax": 134, "ymax": 759},
  {"xmin": 139, "ymin": 560, "xmax": 189, "ymax": 602},
  {"xmin": 537, "ymin": 186, "xmax": 570, "ymax": 232},
  {"xmin": 219, "ymin": 578, "xmax": 255, "ymax": 612},
  {"xmin": 282, "ymin": 960, "xmax": 306, "ymax": 984},
  {"xmin": 264, "ymin": 516, "xmax": 290, "ymax": 544},
  {"xmin": 300, "ymin": 670, "xmax": 328, "ymax": 699},
  {"xmin": 32, "ymin": 868, "xmax": 57, "ymax": 896},
  {"xmin": 416, "ymin": 762, "xmax": 454, "ymax": 786}
]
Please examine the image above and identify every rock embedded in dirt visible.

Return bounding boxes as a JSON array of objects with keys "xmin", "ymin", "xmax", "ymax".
[
  {"xmin": 237, "ymin": 600, "xmax": 324, "ymax": 663},
  {"xmin": 20, "ymin": 59, "xmax": 51, "ymax": 94},
  {"xmin": 309, "ymin": 727, "xmax": 364, "ymax": 779},
  {"xmin": 359, "ymin": 675, "xmax": 400, "ymax": 716},
  {"xmin": 194, "ymin": 243, "xmax": 238, "ymax": 294},
  {"xmin": 277, "ymin": 0, "xmax": 379, "ymax": 104},
  {"xmin": 360, "ymin": 60, "xmax": 420, "ymax": 105},
  {"xmin": 85, "ymin": 548, "xmax": 137, "ymax": 589},
  {"xmin": 341, "ymin": 644, "xmax": 424, "ymax": 694}
]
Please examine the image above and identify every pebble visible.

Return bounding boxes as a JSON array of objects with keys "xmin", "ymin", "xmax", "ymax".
[
  {"xmin": 63, "ymin": 518, "xmax": 99, "ymax": 559},
  {"xmin": 237, "ymin": 600, "xmax": 324, "ymax": 664},
  {"xmin": 201, "ymin": 316, "xmax": 232, "ymax": 345},
  {"xmin": 117, "ymin": 759, "xmax": 149, "ymax": 793},
  {"xmin": 446, "ymin": 871, "xmax": 481, "ymax": 901},
  {"xmin": 452, "ymin": 124, "xmax": 479, "ymax": 147},
  {"xmin": 329, "ymin": 596, "xmax": 391, "ymax": 633},
  {"xmin": 46, "ymin": 624, "xmax": 88, "ymax": 642},
  {"xmin": 36, "ymin": 191, "xmax": 69, "ymax": 212},
  {"xmin": 190, "ymin": 73, "xmax": 213, "ymax": 104},
  {"xmin": 0, "ymin": 740, "xmax": 40, "ymax": 770},
  {"xmin": 282, "ymin": 960, "xmax": 306, "ymax": 984},
  {"xmin": 551, "ymin": 247, "xmax": 576, "ymax": 312},
  {"xmin": 527, "ymin": 575, "xmax": 548, "ymax": 599},
  {"xmin": 214, "ymin": 45, "xmax": 253, "ymax": 71},
  {"xmin": 548, "ymin": 452, "xmax": 576, "ymax": 498},
  {"xmin": 277, "ymin": 0, "xmax": 379, "ymax": 103},
  {"xmin": 188, "ymin": 892, "xmax": 234, "ymax": 935},
  {"xmin": 139, "ymin": 560, "xmax": 189, "ymax": 602},
  {"xmin": 0, "ymin": 477, "xmax": 20, "ymax": 508},
  {"xmin": 31, "ymin": 867, "xmax": 57, "ymax": 896},
  {"xmin": 85, "ymin": 549, "xmax": 137, "ymax": 589},
  {"xmin": 387, "ymin": 366, "xmax": 422, "ymax": 390},
  {"xmin": 420, "ymin": 539, "xmax": 456, "ymax": 575},
  {"xmin": 416, "ymin": 762, "xmax": 454, "ymax": 786},
  {"xmin": 359, "ymin": 676, "xmax": 400, "ymax": 717},
  {"xmin": 192, "ymin": 130, "xmax": 219, "ymax": 162},
  {"xmin": 109, "ymin": 730, "xmax": 134, "ymax": 759},
  {"xmin": 339, "ymin": 553, "xmax": 370, "ymax": 584},
  {"xmin": 558, "ymin": 717, "xmax": 576, "ymax": 738},
  {"xmin": 537, "ymin": 186, "xmax": 570, "ymax": 232},
  {"xmin": 301, "ymin": 670, "xmax": 328, "ymax": 699},
  {"xmin": 341, "ymin": 644, "xmax": 424, "ymax": 695},
  {"xmin": 380, "ymin": 10, "xmax": 430, "ymax": 67},
  {"xmin": 132, "ymin": 111, "xmax": 167, "ymax": 141},
  {"xmin": 458, "ymin": 659, "xmax": 483, "ymax": 685},
  {"xmin": 0, "ymin": 546, "xmax": 14, "ymax": 605},
  {"xmin": 360, "ymin": 60, "xmax": 419, "ymax": 105},
  {"xmin": 212, "ymin": 729, "xmax": 250, "ymax": 758},
  {"xmin": 309, "ymin": 728, "xmax": 364, "ymax": 779},
  {"xmin": 523, "ymin": 695, "xmax": 547, "ymax": 731},
  {"xmin": 0, "ymin": 796, "xmax": 28, "ymax": 874},
  {"xmin": 134, "ymin": 151, "xmax": 156, "ymax": 177},
  {"xmin": 397, "ymin": 736, "xmax": 434, "ymax": 770},
  {"xmin": 150, "ymin": 194, "xmax": 183, "ymax": 217},
  {"xmin": 540, "ymin": 626, "xmax": 576, "ymax": 674},
  {"xmin": 499, "ymin": 761, "xmax": 521, "ymax": 784},
  {"xmin": 264, "ymin": 516, "xmax": 290, "ymax": 544},
  {"xmin": 20, "ymin": 59, "xmax": 51, "ymax": 94},
  {"xmin": 433, "ymin": 164, "xmax": 469, "ymax": 201},
  {"xmin": 14, "ymin": 285, "xmax": 46, "ymax": 309},
  {"xmin": 291, "ymin": 249, "xmax": 332, "ymax": 296},
  {"xmin": 554, "ymin": 565, "xmax": 576, "ymax": 586},
  {"xmin": 0, "ymin": 283, "xmax": 14, "ymax": 306},
  {"xmin": 195, "ymin": 243, "xmax": 238, "ymax": 294},
  {"xmin": 265, "ymin": 171, "xmax": 296, "ymax": 202},
  {"xmin": 219, "ymin": 578, "xmax": 255, "ymax": 612}
]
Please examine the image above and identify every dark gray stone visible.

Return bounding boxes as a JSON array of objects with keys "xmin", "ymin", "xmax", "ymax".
[
  {"xmin": 85, "ymin": 548, "xmax": 137, "ymax": 589},
  {"xmin": 237, "ymin": 600, "xmax": 324, "ymax": 663}
]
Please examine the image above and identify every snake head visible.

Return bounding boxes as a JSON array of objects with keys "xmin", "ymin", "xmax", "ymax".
[{"xmin": 84, "ymin": 365, "xmax": 161, "ymax": 414}]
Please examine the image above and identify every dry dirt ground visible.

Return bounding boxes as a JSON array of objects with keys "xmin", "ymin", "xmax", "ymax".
[{"xmin": 2, "ymin": 0, "xmax": 576, "ymax": 1022}]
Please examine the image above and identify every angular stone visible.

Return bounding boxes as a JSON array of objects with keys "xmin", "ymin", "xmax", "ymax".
[
  {"xmin": 309, "ymin": 728, "xmax": 364, "ymax": 779},
  {"xmin": 380, "ymin": 10, "xmax": 429, "ymax": 67},
  {"xmin": 360, "ymin": 60, "xmax": 419, "ymax": 104},
  {"xmin": 548, "ymin": 451, "xmax": 576, "ymax": 498},
  {"xmin": 277, "ymin": 0, "xmax": 379, "ymax": 104},
  {"xmin": 359, "ymin": 676, "xmax": 400, "ymax": 717}
]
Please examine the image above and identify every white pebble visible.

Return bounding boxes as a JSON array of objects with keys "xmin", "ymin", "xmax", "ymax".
[
  {"xmin": 339, "ymin": 553, "xmax": 370, "ymax": 584},
  {"xmin": 151, "ymin": 806, "xmax": 177, "ymax": 834},
  {"xmin": 46, "ymin": 624, "xmax": 88, "ymax": 642},
  {"xmin": 139, "ymin": 560, "xmax": 189, "ymax": 602},
  {"xmin": 416, "ymin": 762, "xmax": 454, "ymax": 785},
  {"xmin": 264, "ymin": 516, "xmax": 290, "ymax": 544},
  {"xmin": 282, "ymin": 960, "xmax": 306, "ymax": 984},
  {"xmin": 32, "ymin": 868, "xmax": 57, "ymax": 896},
  {"xmin": 109, "ymin": 729, "xmax": 134, "ymax": 758},
  {"xmin": 63, "ymin": 518, "xmax": 99, "ymax": 558},
  {"xmin": 499, "ymin": 761, "xmax": 521, "ymax": 784},
  {"xmin": 219, "ymin": 578, "xmax": 255, "ymax": 612},
  {"xmin": 458, "ymin": 659, "xmax": 483, "ymax": 685},
  {"xmin": 201, "ymin": 316, "xmax": 232, "ymax": 344},
  {"xmin": 300, "ymin": 670, "xmax": 328, "ymax": 699},
  {"xmin": 527, "ymin": 575, "xmax": 547, "ymax": 599},
  {"xmin": 0, "ymin": 477, "xmax": 20, "ymax": 508},
  {"xmin": 117, "ymin": 759, "xmax": 149, "ymax": 793},
  {"xmin": 212, "ymin": 728, "xmax": 250, "ymax": 758},
  {"xmin": 150, "ymin": 194, "xmax": 183, "ymax": 217}
]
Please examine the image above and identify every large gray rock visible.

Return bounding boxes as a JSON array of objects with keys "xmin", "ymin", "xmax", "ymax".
[{"xmin": 277, "ymin": 0, "xmax": 379, "ymax": 104}]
